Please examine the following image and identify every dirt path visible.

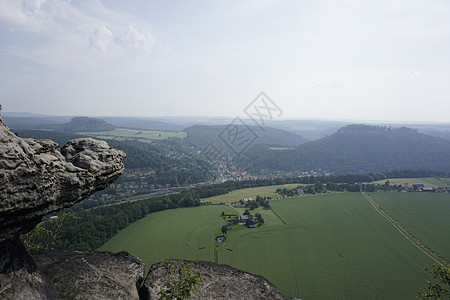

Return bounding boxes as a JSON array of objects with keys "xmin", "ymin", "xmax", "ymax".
[{"xmin": 362, "ymin": 192, "xmax": 443, "ymax": 266}]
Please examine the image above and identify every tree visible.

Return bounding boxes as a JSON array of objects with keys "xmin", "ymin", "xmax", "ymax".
[
  {"xmin": 221, "ymin": 225, "xmax": 228, "ymax": 235},
  {"xmin": 22, "ymin": 209, "xmax": 79, "ymax": 253},
  {"xmin": 314, "ymin": 181, "xmax": 324, "ymax": 193},
  {"xmin": 254, "ymin": 213, "xmax": 261, "ymax": 222},
  {"xmin": 158, "ymin": 260, "xmax": 204, "ymax": 300},
  {"xmin": 243, "ymin": 209, "xmax": 250, "ymax": 215},
  {"xmin": 419, "ymin": 264, "xmax": 450, "ymax": 299},
  {"xmin": 305, "ymin": 185, "xmax": 316, "ymax": 194}
]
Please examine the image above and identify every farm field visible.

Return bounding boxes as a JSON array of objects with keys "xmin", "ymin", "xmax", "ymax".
[
  {"xmin": 269, "ymin": 147, "xmax": 295, "ymax": 150},
  {"xmin": 219, "ymin": 193, "xmax": 435, "ymax": 299},
  {"xmin": 370, "ymin": 192, "xmax": 450, "ymax": 264},
  {"xmin": 373, "ymin": 177, "xmax": 437, "ymax": 187},
  {"xmin": 100, "ymin": 193, "xmax": 437, "ymax": 299},
  {"xmin": 78, "ymin": 128, "xmax": 186, "ymax": 142},
  {"xmin": 203, "ymin": 184, "xmax": 300, "ymax": 204},
  {"xmin": 99, "ymin": 205, "xmax": 236, "ymax": 271},
  {"xmin": 419, "ymin": 177, "xmax": 450, "ymax": 188}
]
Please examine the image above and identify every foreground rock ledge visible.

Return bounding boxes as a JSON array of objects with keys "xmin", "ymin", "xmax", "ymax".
[
  {"xmin": 33, "ymin": 252, "xmax": 298, "ymax": 300},
  {"xmin": 33, "ymin": 249, "xmax": 145, "ymax": 300},
  {"xmin": 145, "ymin": 259, "xmax": 299, "ymax": 300}
]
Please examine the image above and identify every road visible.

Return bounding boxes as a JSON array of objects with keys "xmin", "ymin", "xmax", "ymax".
[{"xmin": 362, "ymin": 192, "xmax": 443, "ymax": 266}]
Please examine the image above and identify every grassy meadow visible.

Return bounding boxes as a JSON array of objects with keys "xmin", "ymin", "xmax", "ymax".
[
  {"xmin": 99, "ymin": 205, "xmax": 236, "ymax": 269},
  {"xmin": 373, "ymin": 177, "xmax": 438, "ymax": 187},
  {"xmin": 203, "ymin": 184, "xmax": 300, "ymax": 204},
  {"xmin": 269, "ymin": 147, "xmax": 295, "ymax": 150},
  {"xmin": 219, "ymin": 193, "xmax": 435, "ymax": 299},
  {"xmin": 78, "ymin": 128, "xmax": 186, "ymax": 142},
  {"xmin": 100, "ymin": 192, "xmax": 440, "ymax": 299},
  {"xmin": 370, "ymin": 192, "xmax": 450, "ymax": 264},
  {"xmin": 419, "ymin": 177, "xmax": 450, "ymax": 187}
]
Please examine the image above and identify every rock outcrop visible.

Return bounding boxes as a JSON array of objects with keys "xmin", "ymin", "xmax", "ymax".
[
  {"xmin": 0, "ymin": 105, "xmax": 126, "ymax": 299},
  {"xmin": 33, "ymin": 249, "xmax": 145, "ymax": 300},
  {"xmin": 0, "ymin": 113, "xmax": 125, "ymax": 243},
  {"xmin": 0, "ymin": 238, "xmax": 58, "ymax": 299},
  {"xmin": 145, "ymin": 260, "xmax": 295, "ymax": 300}
]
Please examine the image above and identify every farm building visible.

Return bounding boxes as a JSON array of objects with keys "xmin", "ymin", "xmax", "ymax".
[
  {"xmin": 216, "ymin": 236, "xmax": 226, "ymax": 243},
  {"xmin": 240, "ymin": 215, "xmax": 253, "ymax": 222},
  {"xmin": 246, "ymin": 219, "xmax": 256, "ymax": 228}
]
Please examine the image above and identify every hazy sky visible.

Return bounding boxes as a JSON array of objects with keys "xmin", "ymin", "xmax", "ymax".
[{"xmin": 1, "ymin": 0, "xmax": 449, "ymax": 122}]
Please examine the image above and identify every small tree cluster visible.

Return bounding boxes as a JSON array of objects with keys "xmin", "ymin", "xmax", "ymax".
[
  {"xmin": 419, "ymin": 264, "xmax": 450, "ymax": 299},
  {"xmin": 158, "ymin": 260, "xmax": 204, "ymax": 300},
  {"xmin": 254, "ymin": 213, "xmax": 265, "ymax": 225},
  {"xmin": 221, "ymin": 225, "xmax": 228, "ymax": 235},
  {"xmin": 21, "ymin": 209, "xmax": 79, "ymax": 253}
]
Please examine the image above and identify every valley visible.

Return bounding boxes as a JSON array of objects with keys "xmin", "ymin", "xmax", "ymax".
[{"xmin": 100, "ymin": 191, "xmax": 448, "ymax": 299}]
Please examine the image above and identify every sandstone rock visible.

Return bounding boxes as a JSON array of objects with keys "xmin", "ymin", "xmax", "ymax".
[
  {"xmin": 0, "ymin": 112, "xmax": 126, "ymax": 244},
  {"xmin": 145, "ymin": 260, "xmax": 298, "ymax": 300},
  {"xmin": 0, "ymin": 239, "xmax": 58, "ymax": 300},
  {"xmin": 33, "ymin": 249, "xmax": 145, "ymax": 300},
  {"xmin": 0, "ymin": 105, "xmax": 126, "ymax": 299}
]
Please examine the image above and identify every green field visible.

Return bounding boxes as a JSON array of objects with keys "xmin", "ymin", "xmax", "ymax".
[
  {"xmin": 373, "ymin": 177, "xmax": 438, "ymax": 187},
  {"xmin": 100, "ymin": 193, "xmax": 437, "ymax": 299},
  {"xmin": 370, "ymin": 192, "xmax": 450, "ymax": 264},
  {"xmin": 99, "ymin": 205, "xmax": 236, "ymax": 268},
  {"xmin": 203, "ymin": 184, "xmax": 300, "ymax": 204},
  {"xmin": 78, "ymin": 128, "xmax": 186, "ymax": 142},
  {"xmin": 269, "ymin": 147, "xmax": 295, "ymax": 150},
  {"xmin": 420, "ymin": 177, "xmax": 450, "ymax": 188}
]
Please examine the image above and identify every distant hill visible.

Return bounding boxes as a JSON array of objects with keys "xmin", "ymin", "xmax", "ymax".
[
  {"xmin": 102, "ymin": 117, "xmax": 186, "ymax": 132},
  {"xmin": 54, "ymin": 117, "xmax": 116, "ymax": 133},
  {"xmin": 4, "ymin": 116, "xmax": 115, "ymax": 133},
  {"xmin": 14, "ymin": 130, "xmax": 82, "ymax": 146},
  {"xmin": 183, "ymin": 124, "xmax": 309, "ymax": 153},
  {"xmin": 241, "ymin": 124, "xmax": 450, "ymax": 173},
  {"xmin": 3, "ymin": 117, "xmax": 62, "ymax": 130}
]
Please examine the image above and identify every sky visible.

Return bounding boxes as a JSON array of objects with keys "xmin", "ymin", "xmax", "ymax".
[{"xmin": 0, "ymin": 0, "xmax": 449, "ymax": 122}]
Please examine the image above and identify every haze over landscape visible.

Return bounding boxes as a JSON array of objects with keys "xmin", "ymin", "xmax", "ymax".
[
  {"xmin": 1, "ymin": 1, "xmax": 450, "ymax": 300},
  {"xmin": 1, "ymin": 0, "xmax": 450, "ymax": 122}
]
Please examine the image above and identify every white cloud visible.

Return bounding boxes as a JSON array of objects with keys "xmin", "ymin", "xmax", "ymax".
[
  {"xmin": 115, "ymin": 26, "xmax": 153, "ymax": 50},
  {"xmin": 0, "ymin": 0, "xmax": 155, "ymax": 70},
  {"xmin": 89, "ymin": 25, "xmax": 113, "ymax": 52},
  {"xmin": 0, "ymin": 0, "xmax": 54, "ymax": 32}
]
